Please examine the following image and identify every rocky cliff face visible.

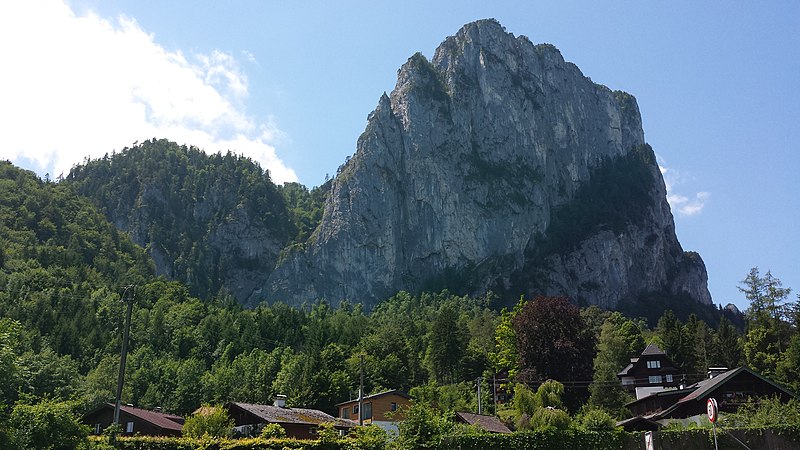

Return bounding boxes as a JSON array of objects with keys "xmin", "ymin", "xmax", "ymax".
[{"xmin": 266, "ymin": 19, "xmax": 712, "ymax": 309}]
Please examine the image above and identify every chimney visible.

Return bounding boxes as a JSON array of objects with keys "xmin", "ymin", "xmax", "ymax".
[
  {"xmin": 273, "ymin": 394, "xmax": 287, "ymax": 408},
  {"xmin": 707, "ymin": 367, "xmax": 729, "ymax": 379}
]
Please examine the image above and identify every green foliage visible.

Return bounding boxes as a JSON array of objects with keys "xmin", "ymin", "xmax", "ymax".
[
  {"xmin": 395, "ymin": 403, "xmax": 454, "ymax": 450},
  {"xmin": 513, "ymin": 381, "xmax": 571, "ymax": 431},
  {"xmin": 723, "ymin": 396, "xmax": 800, "ymax": 428},
  {"xmin": 574, "ymin": 408, "xmax": 617, "ymax": 431},
  {"xmin": 740, "ymin": 268, "xmax": 795, "ymax": 378},
  {"xmin": 182, "ymin": 405, "xmax": 234, "ymax": 438},
  {"xmin": 7, "ymin": 399, "xmax": 89, "ymax": 450},
  {"xmin": 437, "ymin": 429, "xmax": 631, "ymax": 450},
  {"xmin": 488, "ymin": 297, "xmax": 523, "ymax": 377},
  {"xmin": 65, "ymin": 139, "xmax": 293, "ymax": 301},
  {"xmin": 528, "ymin": 407, "xmax": 572, "ymax": 431},
  {"xmin": 656, "ymin": 310, "xmax": 696, "ymax": 377},
  {"xmin": 349, "ymin": 425, "xmax": 387, "ymax": 450},
  {"xmin": 424, "ymin": 302, "xmax": 468, "ymax": 384},
  {"xmin": 588, "ymin": 313, "xmax": 642, "ymax": 414},
  {"xmin": 279, "ymin": 181, "xmax": 331, "ymax": 244},
  {"xmin": 532, "ymin": 144, "xmax": 658, "ymax": 258},
  {"xmin": 259, "ymin": 423, "xmax": 286, "ymax": 439}
]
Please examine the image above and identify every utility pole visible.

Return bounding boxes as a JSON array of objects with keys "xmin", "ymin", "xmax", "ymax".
[
  {"xmin": 113, "ymin": 285, "xmax": 135, "ymax": 440},
  {"xmin": 358, "ymin": 354, "xmax": 364, "ymax": 426},
  {"xmin": 493, "ymin": 372, "xmax": 497, "ymax": 415},
  {"xmin": 477, "ymin": 376, "xmax": 482, "ymax": 415}
]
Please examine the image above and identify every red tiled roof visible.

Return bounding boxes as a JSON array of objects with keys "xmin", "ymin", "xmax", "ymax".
[{"xmin": 455, "ymin": 412, "xmax": 511, "ymax": 433}]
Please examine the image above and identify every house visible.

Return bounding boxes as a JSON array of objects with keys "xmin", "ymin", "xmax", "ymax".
[
  {"xmin": 454, "ymin": 411, "xmax": 511, "ymax": 433},
  {"xmin": 336, "ymin": 389, "xmax": 412, "ymax": 434},
  {"xmin": 621, "ymin": 367, "xmax": 797, "ymax": 429},
  {"xmin": 617, "ymin": 343, "xmax": 681, "ymax": 399},
  {"xmin": 224, "ymin": 397, "xmax": 357, "ymax": 439},
  {"xmin": 83, "ymin": 403, "xmax": 184, "ymax": 436}
]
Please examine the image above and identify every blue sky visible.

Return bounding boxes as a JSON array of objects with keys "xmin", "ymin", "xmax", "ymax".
[{"xmin": 2, "ymin": 1, "xmax": 798, "ymax": 311}]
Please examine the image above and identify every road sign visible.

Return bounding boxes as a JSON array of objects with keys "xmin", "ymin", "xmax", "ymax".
[{"xmin": 707, "ymin": 398, "xmax": 718, "ymax": 423}]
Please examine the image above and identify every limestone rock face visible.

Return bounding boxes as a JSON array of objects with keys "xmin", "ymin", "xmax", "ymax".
[{"xmin": 266, "ymin": 19, "xmax": 711, "ymax": 309}]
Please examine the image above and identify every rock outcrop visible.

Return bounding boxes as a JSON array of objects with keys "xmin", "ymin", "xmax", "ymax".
[{"xmin": 265, "ymin": 19, "xmax": 712, "ymax": 309}]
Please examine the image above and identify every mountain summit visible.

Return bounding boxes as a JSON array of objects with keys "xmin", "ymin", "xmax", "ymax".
[{"xmin": 266, "ymin": 19, "xmax": 711, "ymax": 309}]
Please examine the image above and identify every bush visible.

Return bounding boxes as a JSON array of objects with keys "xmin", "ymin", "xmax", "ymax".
[
  {"xmin": 259, "ymin": 423, "xmax": 286, "ymax": 439},
  {"xmin": 8, "ymin": 399, "xmax": 89, "ymax": 450},
  {"xmin": 182, "ymin": 404, "xmax": 233, "ymax": 438},
  {"xmin": 395, "ymin": 403, "xmax": 454, "ymax": 449},
  {"xmin": 529, "ymin": 407, "xmax": 572, "ymax": 431},
  {"xmin": 350, "ymin": 425, "xmax": 388, "ymax": 450},
  {"xmin": 575, "ymin": 408, "xmax": 617, "ymax": 431}
]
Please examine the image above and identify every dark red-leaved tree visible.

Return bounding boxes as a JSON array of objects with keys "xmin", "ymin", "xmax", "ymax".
[{"xmin": 512, "ymin": 296, "xmax": 595, "ymax": 408}]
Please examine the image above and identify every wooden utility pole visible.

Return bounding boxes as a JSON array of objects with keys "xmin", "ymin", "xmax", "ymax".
[
  {"xmin": 358, "ymin": 354, "xmax": 364, "ymax": 426},
  {"xmin": 113, "ymin": 286, "xmax": 135, "ymax": 440},
  {"xmin": 477, "ymin": 377, "xmax": 482, "ymax": 415}
]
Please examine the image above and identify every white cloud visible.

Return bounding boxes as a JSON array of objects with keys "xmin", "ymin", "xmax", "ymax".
[
  {"xmin": 658, "ymin": 159, "xmax": 710, "ymax": 216},
  {"xmin": 0, "ymin": 0, "xmax": 297, "ymax": 183}
]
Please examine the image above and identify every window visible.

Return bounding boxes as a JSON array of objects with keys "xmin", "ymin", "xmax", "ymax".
[
  {"xmin": 646, "ymin": 360, "xmax": 661, "ymax": 369},
  {"xmin": 390, "ymin": 402, "xmax": 397, "ymax": 412},
  {"xmin": 648, "ymin": 375, "xmax": 662, "ymax": 384},
  {"xmin": 353, "ymin": 405, "xmax": 359, "ymax": 414},
  {"xmin": 363, "ymin": 402, "xmax": 372, "ymax": 420},
  {"xmin": 666, "ymin": 374, "xmax": 673, "ymax": 383},
  {"xmin": 126, "ymin": 422, "xmax": 134, "ymax": 433},
  {"xmin": 94, "ymin": 424, "xmax": 101, "ymax": 434},
  {"xmin": 342, "ymin": 407, "xmax": 350, "ymax": 419}
]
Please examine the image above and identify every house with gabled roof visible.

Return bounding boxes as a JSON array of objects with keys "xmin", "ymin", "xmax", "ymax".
[
  {"xmin": 224, "ymin": 397, "xmax": 357, "ymax": 439},
  {"xmin": 620, "ymin": 366, "xmax": 797, "ymax": 429},
  {"xmin": 617, "ymin": 343, "xmax": 681, "ymax": 399},
  {"xmin": 83, "ymin": 403, "xmax": 184, "ymax": 436},
  {"xmin": 336, "ymin": 389, "xmax": 411, "ymax": 434}
]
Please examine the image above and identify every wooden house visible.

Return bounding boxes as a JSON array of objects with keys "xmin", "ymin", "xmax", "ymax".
[
  {"xmin": 621, "ymin": 366, "xmax": 797, "ymax": 428},
  {"xmin": 336, "ymin": 389, "xmax": 412, "ymax": 434},
  {"xmin": 224, "ymin": 399, "xmax": 356, "ymax": 439},
  {"xmin": 83, "ymin": 403, "xmax": 184, "ymax": 437},
  {"xmin": 617, "ymin": 343, "xmax": 681, "ymax": 399}
]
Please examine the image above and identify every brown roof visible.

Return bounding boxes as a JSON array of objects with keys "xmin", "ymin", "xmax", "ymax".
[
  {"xmin": 93, "ymin": 403, "xmax": 184, "ymax": 432},
  {"xmin": 454, "ymin": 412, "xmax": 511, "ymax": 433},
  {"xmin": 228, "ymin": 402, "xmax": 357, "ymax": 428}
]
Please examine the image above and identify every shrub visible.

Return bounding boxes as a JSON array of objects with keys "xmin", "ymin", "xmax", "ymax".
[
  {"xmin": 182, "ymin": 404, "xmax": 233, "ymax": 438},
  {"xmin": 260, "ymin": 423, "xmax": 286, "ymax": 439},
  {"xmin": 8, "ymin": 399, "xmax": 89, "ymax": 450},
  {"xmin": 575, "ymin": 408, "xmax": 617, "ymax": 431},
  {"xmin": 529, "ymin": 407, "xmax": 572, "ymax": 431},
  {"xmin": 349, "ymin": 425, "xmax": 388, "ymax": 450}
]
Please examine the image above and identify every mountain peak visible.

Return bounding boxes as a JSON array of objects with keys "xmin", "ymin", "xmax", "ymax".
[{"xmin": 265, "ymin": 20, "xmax": 710, "ymax": 310}]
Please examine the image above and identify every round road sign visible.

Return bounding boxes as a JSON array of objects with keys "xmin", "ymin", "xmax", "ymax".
[{"xmin": 707, "ymin": 398, "xmax": 718, "ymax": 423}]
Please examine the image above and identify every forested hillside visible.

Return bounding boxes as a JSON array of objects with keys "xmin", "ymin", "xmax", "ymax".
[
  {"xmin": 65, "ymin": 139, "xmax": 296, "ymax": 304},
  {"xmin": 2, "ymin": 157, "xmax": 800, "ymax": 448}
]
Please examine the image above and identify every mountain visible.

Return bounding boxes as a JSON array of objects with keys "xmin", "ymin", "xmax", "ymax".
[
  {"xmin": 0, "ymin": 161, "xmax": 153, "ymax": 364},
  {"xmin": 265, "ymin": 19, "xmax": 711, "ymax": 310},
  {"xmin": 65, "ymin": 140, "xmax": 294, "ymax": 303}
]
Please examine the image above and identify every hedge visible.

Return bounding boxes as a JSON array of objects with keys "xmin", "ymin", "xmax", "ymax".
[
  {"xmin": 88, "ymin": 436, "xmax": 353, "ymax": 450},
  {"xmin": 435, "ymin": 429, "xmax": 637, "ymax": 450},
  {"xmin": 89, "ymin": 426, "xmax": 800, "ymax": 450}
]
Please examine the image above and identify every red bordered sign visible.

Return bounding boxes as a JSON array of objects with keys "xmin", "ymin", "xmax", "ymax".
[{"xmin": 707, "ymin": 398, "xmax": 718, "ymax": 423}]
